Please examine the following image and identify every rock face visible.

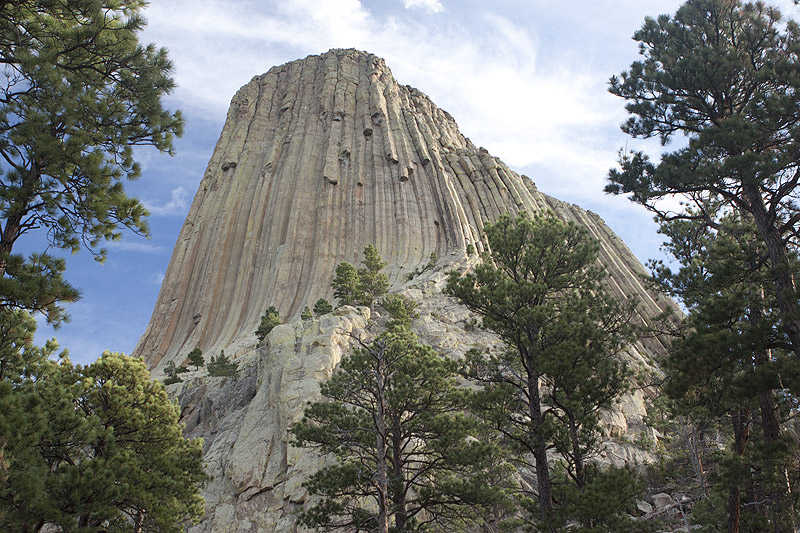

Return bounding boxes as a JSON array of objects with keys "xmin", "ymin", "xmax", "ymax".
[{"xmin": 133, "ymin": 49, "xmax": 677, "ymax": 531}]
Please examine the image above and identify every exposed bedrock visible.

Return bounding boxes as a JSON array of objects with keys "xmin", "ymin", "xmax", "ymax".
[{"xmin": 134, "ymin": 48, "xmax": 673, "ymax": 373}]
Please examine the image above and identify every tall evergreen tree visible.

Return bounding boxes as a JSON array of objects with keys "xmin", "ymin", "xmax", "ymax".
[
  {"xmin": 607, "ymin": 0, "xmax": 800, "ymax": 358},
  {"xmin": 446, "ymin": 211, "xmax": 636, "ymax": 529},
  {"xmin": 292, "ymin": 328, "xmax": 509, "ymax": 532},
  {"xmin": 653, "ymin": 210, "xmax": 799, "ymax": 532},
  {"xmin": 0, "ymin": 0, "xmax": 182, "ymax": 323},
  {"xmin": 0, "ymin": 341, "xmax": 206, "ymax": 531}
]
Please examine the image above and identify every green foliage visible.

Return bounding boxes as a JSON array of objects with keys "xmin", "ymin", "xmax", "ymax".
[
  {"xmin": 466, "ymin": 243, "xmax": 476, "ymax": 256},
  {"xmin": 357, "ymin": 244, "xmax": 389, "ymax": 310},
  {"xmin": 404, "ymin": 250, "xmax": 439, "ymax": 281},
  {"xmin": 301, "ymin": 306, "xmax": 312, "ymax": 320},
  {"xmin": 0, "ymin": 253, "xmax": 80, "ymax": 327},
  {"xmin": 379, "ymin": 293, "xmax": 418, "ymax": 332},
  {"xmin": 446, "ymin": 211, "xmax": 636, "ymax": 522},
  {"xmin": 607, "ymin": 0, "xmax": 800, "ymax": 356},
  {"xmin": 187, "ymin": 347, "xmax": 204, "ymax": 370},
  {"xmin": 292, "ymin": 329, "xmax": 511, "ymax": 531},
  {"xmin": 610, "ymin": 4, "xmax": 800, "ymax": 524},
  {"xmin": 652, "ymin": 208, "xmax": 800, "ymax": 529},
  {"xmin": 544, "ymin": 466, "xmax": 648, "ymax": 533},
  {"xmin": 0, "ymin": 0, "xmax": 183, "ymax": 323},
  {"xmin": 162, "ymin": 360, "xmax": 184, "ymax": 385},
  {"xmin": 331, "ymin": 262, "xmax": 361, "ymax": 307},
  {"xmin": 332, "ymin": 245, "xmax": 389, "ymax": 310},
  {"xmin": 313, "ymin": 298, "xmax": 333, "ymax": 317},
  {"xmin": 0, "ymin": 341, "xmax": 206, "ymax": 531},
  {"xmin": 208, "ymin": 350, "xmax": 237, "ymax": 377},
  {"xmin": 426, "ymin": 251, "xmax": 438, "ymax": 269},
  {"xmin": 256, "ymin": 306, "xmax": 281, "ymax": 343}
]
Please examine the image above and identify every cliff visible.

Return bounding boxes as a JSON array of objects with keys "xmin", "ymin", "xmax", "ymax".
[{"xmin": 133, "ymin": 49, "xmax": 676, "ymax": 531}]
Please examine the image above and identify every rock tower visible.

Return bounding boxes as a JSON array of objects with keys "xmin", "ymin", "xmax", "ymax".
[{"xmin": 134, "ymin": 49, "xmax": 675, "ymax": 531}]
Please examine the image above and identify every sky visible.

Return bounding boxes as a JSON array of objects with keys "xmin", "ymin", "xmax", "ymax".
[{"xmin": 29, "ymin": 0, "xmax": 800, "ymax": 365}]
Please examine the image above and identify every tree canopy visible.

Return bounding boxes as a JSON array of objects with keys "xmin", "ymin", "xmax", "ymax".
[
  {"xmin": 0, "ymin": 0, "xmax": 182, "ymax": 323},
  {"xmin": 292, "ymin": 328, "xmax": 508, "ymax": 532},
  {"xmin": 0, "ymin": 345, "xmax": 206, "ymax": 531},
  {"xmin": 609, "ymin": 1, "xmax": 800, "ymax": 529},
  {"xmin": 446, "ymin": 211, "xmax": 637, "ymax": 530},
  {"xmin": 607, "ymin": 0, "xmax": 800, "ymax": 357}
]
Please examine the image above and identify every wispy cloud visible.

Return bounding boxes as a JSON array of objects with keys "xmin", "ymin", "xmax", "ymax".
[
  {"xmin": 106, "ymin": 241, "xmax": 165, "ymax": 254},
  {"xmin": 143, "ymin": 187, "xmax": 190, "ymax": 217},
  {"xmin": 403, "ymin": 0, "xmax": 444, "ymax": 14},
  {"xmin": 149, "ymin": 271, "xmax": 166, "ymax": 286}
]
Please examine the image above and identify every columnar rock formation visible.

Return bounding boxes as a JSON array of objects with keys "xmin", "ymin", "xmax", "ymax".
[
  {"xmin": 135, "ymin": 48, "xmax": 670, "ymax": 373},
  {"xmin": 132, "ymin": 49, "xmax": 677, "ymax": 531}
]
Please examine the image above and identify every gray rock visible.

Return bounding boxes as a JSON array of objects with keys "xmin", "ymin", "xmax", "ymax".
[
  {"xmin": 653, "ymin": 492, "xmax": 675, "ymax": 510},
  {"xmin": 635, "ymin": 500, "xmax": 654, "ymax": 515}
]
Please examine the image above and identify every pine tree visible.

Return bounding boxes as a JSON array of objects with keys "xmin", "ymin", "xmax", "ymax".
[
  {"xmin": 301, "ymin": 306, "xmax": 312, "ymax": 320},
  {"xmin": 187, "ymin": 347, "xmax": 204, "ymax": 370},
  {"xmin": 163, "ymin": 360, "xmax": 184, "ymax": 385},
  {"xmin": 654, "ymin": 210, "xmax": 798, "ymax": 531},
  {"xmin": 0, "ymin": 0, "xmax": 182, "ymax": 324},
  {"xmin": 358, "ymin": 245, "xmax": 389, "ymax": 311},
  {"xmin": 607, "ymin": 0, "xmax": 800, "ymax": 359},
  {"xmin": 0, "ymin": 346, "xmax": 206, "ymax": 531},
  {"xmin": 256, "ymin": 306, "xmax": 281, "ymax": 343},
  {"xmin": 446, "ymin": 211, "xmax": 637, "ymax": 528},
  {"xmin": 292, "ymin": 328, "xmax": 510, "ymax": 532},
  {"xmin": 331, "ymin": 262, "xmax": 361, "ymax": 307},
  {"xmin": 208, "ymin": 350, "xmax": 237, "ymax": 377},
  {"xmin": 313, "ymin": 298, "xmax": 333, "ymax": 317}
]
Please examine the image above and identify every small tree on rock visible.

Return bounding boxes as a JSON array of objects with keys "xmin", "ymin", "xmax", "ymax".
[
  {"xmin": 331, "ymin": 262, "xmax": 361, "ymax": 307},
  {"xmin": 163, "ymin": 360, "xmax": 183, "ymax": 385},
  {"xmin": 187, "ymin": 347, "xmax": 204, "ymax": 370},
  {"xmin": 301, "ymin": 306, "xmax": 312, "ymax": 320},
  {"xmin": 313, "ymin": 298, "xmax": 333, "ymax": 317},
  {"xmin": 256, "ymin": 306, "xmax": 281, "ymax": 343},
  {"xmin": 208, "ymin": 350, "xmax": 237, "ymax": 378},
  {"xmin": 332, "ymin": 245, "xmax": 389, "ymax": 311},
  {"xmin": 357, "ymin": 244, "xmax": 389, "ymax": 310}
]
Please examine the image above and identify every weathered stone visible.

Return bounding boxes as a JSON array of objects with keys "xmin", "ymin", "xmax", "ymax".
[
  {"xmin": 653, "ymin": 493, "xmax": 675, "ymax": 510},
  {"xmin": 635, "ymin": 500, "xmax": 654, "ymax": 516},
  {"xmin": 131, "ymin": 49, "xmax": 679, "ymax": 532}
]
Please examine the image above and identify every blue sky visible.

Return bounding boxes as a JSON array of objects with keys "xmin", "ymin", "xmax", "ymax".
[{"xmin": 30, "ymin": 0, "xmax": 800, "ymax": 365}]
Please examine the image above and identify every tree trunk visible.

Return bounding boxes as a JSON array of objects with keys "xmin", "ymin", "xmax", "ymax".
[
  {"xmin": 751, "ymin": 295, "xmax": 795, "ymax": 533},
  {"xmin": 525, "ymin": 355, "xmax": 552, "ymax": 523},
  {"xmin": 568, "ymin": 414, "xmax": 585, "ymax": 488},
  {"xmin": 742, "ymin": 183, "xmax": 800, "ymax": 358},
  {"xmin": 374, "ymin": 348, "xmax": 390, "ymax": 533},
  {"xmin": 728, "ymin": 407, "xmax": 750, "ymax": 533},
  {"xmin": 391, "ymin": 417, "xmax": 407, "ymax": 532},
  {"xmin": 0, "ymin": 213, "xmax": 21, "ymax": 278}
]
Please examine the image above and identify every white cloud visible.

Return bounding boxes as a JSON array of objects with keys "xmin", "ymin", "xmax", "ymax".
[
  {"xmin": 144, "ymin": 187, "xmax": 190, "ymax": 216},
  {"xmin": 137, "ymin": 0, "xmax": 699, "ymax": 264},
  {"xmin": 106, "ymin": 241, "xmax": 165, "ymax": 254},
  {"xmin": 403, "ymin": 0, "xmax": 444, "ymax": 14},
  {"xmin": 150, "ymin": 271, "xmax": 166, "ymax": 286}
]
